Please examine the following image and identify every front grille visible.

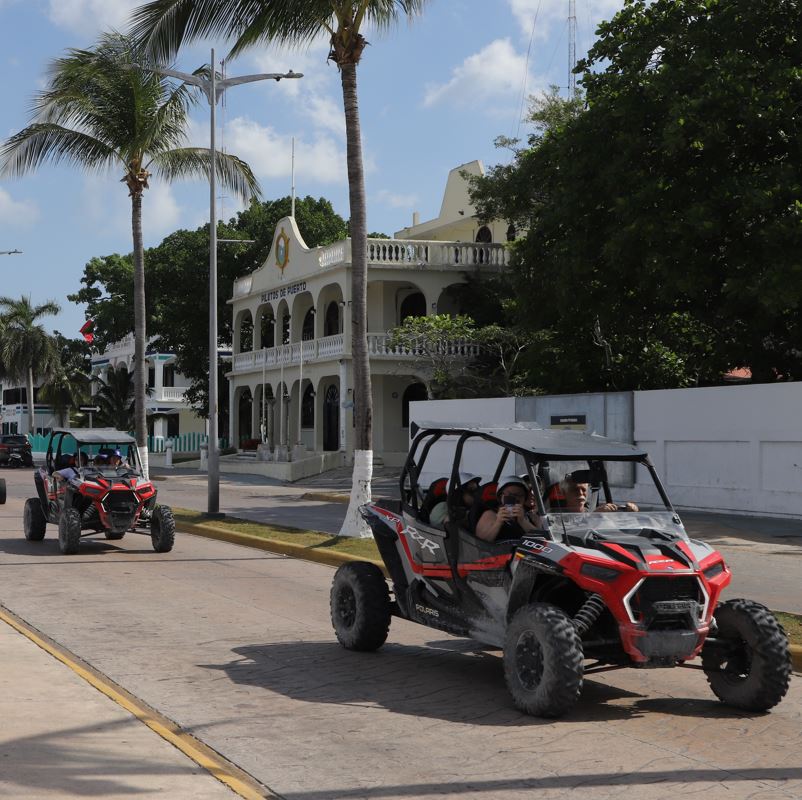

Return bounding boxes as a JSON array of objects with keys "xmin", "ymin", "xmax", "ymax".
[
  {"xmin": 103, "ymin": 490, "xmax": 138, "ymax": 532},
  {"xmin": 627, "ymin": 577, "xmax": 705, "ymax": 629}
]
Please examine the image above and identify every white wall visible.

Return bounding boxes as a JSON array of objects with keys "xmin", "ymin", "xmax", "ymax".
[{"xmin": 633, "ymin": 382, "xmax": 802, "ymax": 517}]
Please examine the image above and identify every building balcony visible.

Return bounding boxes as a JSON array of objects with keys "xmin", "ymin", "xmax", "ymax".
[
  {"xmin": 150, "ymin": 387, "xmax": 188, "ymax": 403},
  {"xmin": 230, "ymin": 332, "xmax": 480, "ymax": 374},
  {"xmin": 232, "ymin": 237, "xmax": 509, "ymax": 299}
]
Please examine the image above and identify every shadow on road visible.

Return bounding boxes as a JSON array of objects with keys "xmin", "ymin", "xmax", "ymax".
[{"xmin": 199, "ymin": 639, "xmax": 747, "ymax": 726}]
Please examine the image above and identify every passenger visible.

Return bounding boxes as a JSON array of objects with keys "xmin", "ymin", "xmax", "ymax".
[
  {"xmin": 475, "ymin": 476, "xmax": 543, "ymax": 543},
  {"xmin": 557, "ymin": 473, "xmax": 639, "ymax": 513},
  {"xmin": 54, "ymin": 455, "xmax": 79, "ymax": 484},
  {"xmin": 429, "ymin": 473, "xmax": 481, "ymax": 528},
  {"xmin": 108, "ymin": 449, "xmax": 123, "ymax": 467}
]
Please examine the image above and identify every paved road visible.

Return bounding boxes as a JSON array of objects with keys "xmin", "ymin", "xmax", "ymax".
[{"xmin": 0, "ymin": 469, "xmax": 800, "ymax": 799}]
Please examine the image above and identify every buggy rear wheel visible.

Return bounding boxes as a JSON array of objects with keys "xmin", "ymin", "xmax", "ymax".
[
  {"xmin": 150, "ymin": 505, "xmax": 175, "ymax": 553},
  {"xmin": 24, "ymin": 497, "xmax": 47, "ymax": 541},
  {"xmin": 0, "ymin": 478, "xmax": 6, "ymax": 504},
  {"xmin": 702, "ymin": 598, "xmax": 791, "ymax": 712},
  {"xmin": 330, "ymin": 562, "xmax": 391, "ymax": 651},
  {"xmin": 503, "ymin": 603, "xmax": 584, "ymax": 718},
  {"xmin": 58, "ymin": 508, "xmax": 82, "ymax": 555}
]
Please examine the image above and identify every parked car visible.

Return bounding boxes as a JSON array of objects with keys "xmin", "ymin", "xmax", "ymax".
[
  {"xmin": 0, "ymin": 434, "xmax": 33, "ymax": 467},
  {"xmin": 330, "ymin": 422, "xmax": 792, "ymax": 718},
  {"xmin": 23, "ymin": 428, "xmax": 175, "ymax": 555}
]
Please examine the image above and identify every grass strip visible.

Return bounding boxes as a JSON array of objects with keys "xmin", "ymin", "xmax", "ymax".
[
  {"xmin": 172, "ymin": 508, "xmax": 802, "ymax": 652},
  {"xmin": 172, "ymin": 507, "xmax": 381, "ymax": 561}
]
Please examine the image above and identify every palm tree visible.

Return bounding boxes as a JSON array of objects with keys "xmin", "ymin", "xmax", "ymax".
[
  {"xmin": 0, "ymin": 296, "xmax": 61, "ymax": 434},
  {"xmin": 39, "ymin": 365, "xmax": 90, "ymax": 427},
  {"xmin": 93, "ymin": 366, "xmax": 139, "ymax": 430},
  {"xmin": 0, "ymin": 31, "xmax": 260, "ymax": 476},
  {"xmin": 131, "ymin": 0, "xmax": 428, "ymax": 534}
]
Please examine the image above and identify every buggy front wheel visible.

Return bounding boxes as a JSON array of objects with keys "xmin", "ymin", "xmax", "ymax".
[
  {"xmin": 150, "ymin": 505, "xmax": 175, "ymax": 553},
  {"xmin": 58, "ymin": 508, "xmax": 82, "ymax": 555},
  {"xmin": 330, "ymin": 562, "xmax": 391, "ymax": 651},
  {"xmin": 702, "ymin": 599, "xmax": 791, "ymax": 712},
  {"xmin": 503, "ymin": 602, "xmax": 584, "ymax": 718}
]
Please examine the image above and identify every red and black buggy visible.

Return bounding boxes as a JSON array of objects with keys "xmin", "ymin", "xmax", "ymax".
[
  {"xmin": 330, "ymin": 422, "xmax": 792, "ymax": 718},
  {"xmin": 24, "ymin": 428, "xmax": 175, "ymax": 555}
]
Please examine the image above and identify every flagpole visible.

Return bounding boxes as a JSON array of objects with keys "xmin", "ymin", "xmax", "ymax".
[{"xmin": 291, "ymin": 136, "xmax": 296, "ymax": 218}]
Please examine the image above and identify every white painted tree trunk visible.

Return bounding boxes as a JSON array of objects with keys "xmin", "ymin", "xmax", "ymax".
[
  {"xmin": 339, "ymin": 449, "xmax": 373, "ymax": 538},
  {"xmin": 138, "ymin": 446, "xmax": 150, "ymax": 482}
]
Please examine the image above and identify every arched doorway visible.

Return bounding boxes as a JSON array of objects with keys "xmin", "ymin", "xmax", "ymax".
[
  {"xmin": 323, "ymin": 384, "xmax": 339, "ymax": 451},
  {"xmin": 324, "ymin": 301, "xmax": 340, "ymax": 336},
  {"xmin": 399, "ymin": 292, "xmax": 426, "ymax": 323},
  {"xmin": 475, "ymin": 225, "xmax": 492, "ymax": 243},
  {"xmin": 402, "ymin": 382, "xmax": 428, "ymax": 427},
  {"xmin": 302, "ymin": 308, "xmax": 315, "ymax": 341},
  {"xmin": 238, "ymin": 388, "xmax": 253, "ymax": 444}
]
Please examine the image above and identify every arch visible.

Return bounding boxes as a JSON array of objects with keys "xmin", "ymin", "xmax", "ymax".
[
  {"xmin": 399, "ymin": 291, "xmax": 426, "ymax": 324},
  {"xmin": 302, "ymin": 308, "xmax": 315, "ymax": 341},
  {"xmin": 323, "ymin": 383, "xmax": 340, "ymax": 451},
  {"xmin": 235, "ymin": 309, "xmax": 254, "ymax": 353},
  {"xmin": 506, "ymin": 223, "xmax": 517, "ymax": 242},
  {"xmin": 315, "ymin": 283, "xmax": 344, "ymax": 338},
  {"xmin": 475, "ymin": 225, "xmax": 492, "ymax": 243},
  {"xmin": 257, "ymin": 303, "xmax": 275, "ymax": 348},
  {"xmin": 236, "ymin": 386, "xmax": 253, "ymax": 444},
  {"xmin": 301, "ymin": 383, "xmax": 315, "ymax": 428},
  {"xmin": 290, "ymin": 291, "xmax": 314, "ymax": 342},
  {"xmin": 323, "ymin": 300, "xmax": 341, "ymax": 336},
  {"xmin": 402, "ymin": 382, "xmax": 427, "ymax": 428},
  {"xmin": 276, "ymin": 300, "xmax": 290, "ymax": 346},
  {"xmin": 436, "ymin": 283, "xmax": 464, "ymax": 317}
]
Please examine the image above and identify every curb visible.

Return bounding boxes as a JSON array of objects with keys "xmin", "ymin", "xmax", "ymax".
[
  {"xmin": 298, "ymin": 491, "xmax": 350, "ymax": 504},
  {"xmin": 176, "ymin": 523, "xmax": 802, "ymax": 670},
  {"xmin": 177, "ymin": 521, "xmax": 387, "ymax": 575}
]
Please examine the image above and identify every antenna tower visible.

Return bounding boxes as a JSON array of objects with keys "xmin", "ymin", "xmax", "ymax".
[{"xmin": 568, "ymin": 0, "xmax": 577, "ymax": 95}]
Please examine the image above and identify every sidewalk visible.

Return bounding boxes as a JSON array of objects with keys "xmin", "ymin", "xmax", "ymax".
[{"xmin": 0, "ymin": 617, "xmax": 235, "ymax": 799}]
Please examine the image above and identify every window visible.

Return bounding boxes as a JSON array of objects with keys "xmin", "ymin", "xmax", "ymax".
[
  {"xmin": 167, "ymin": 415, "xmax": 179, "ymax": 438},
  {"xmin": 475, "ymin": 225, "xmax": 492, "ymax": 243},
  {"xmin": 324, "ymin": 301, "xmax": 340, "ymax": 336},
  {"xmin": 163, "ymin": 365, "xmax": 175, "ymax": 388},
  {"xmin": 301, "ymin": 384, "xmax": 315, "ymax": 428},
  {"xmin": 148, "ymin": 367, "xmax": 155, "ymax": 388}
]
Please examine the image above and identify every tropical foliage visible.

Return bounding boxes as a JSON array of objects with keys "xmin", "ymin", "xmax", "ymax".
[{"xmin": 0, "ymin": 31, "xmax": 259, "ymax": 462}]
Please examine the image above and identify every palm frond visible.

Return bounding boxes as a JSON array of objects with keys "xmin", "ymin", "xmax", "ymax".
[
  {"xmin": 149, "ymin": 147, "xmax": 261, "ymax": 200},
  {"xmin": 0, "ymin": 124, "xmax": 120, "ymax": 177}
]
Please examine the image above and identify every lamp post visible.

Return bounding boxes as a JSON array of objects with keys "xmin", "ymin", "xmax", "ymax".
[
  {"xmin": 0, "ymin": 249, "xmax": 22, "ymax": 255},
  {"xmin": 150, "ymin": 52, "xmax": 301, "ymax": 515}
]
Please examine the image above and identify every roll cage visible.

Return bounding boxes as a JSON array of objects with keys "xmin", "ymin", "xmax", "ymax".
[
  {"xmin": 45, "ymin": 428, "xmax": 142, "ymax": 478},
  {"xmin": 400, "ymin": 422, "xmax": 675, "ymax": 539}
]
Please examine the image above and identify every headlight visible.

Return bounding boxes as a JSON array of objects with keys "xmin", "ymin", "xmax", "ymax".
[
  {"xmin": 580, "ymin": 563, "xmax": 620, "ymax": 581},
  {"xmin": 703, "ymin": 561, "xmax": 725, "ymax": 580}
]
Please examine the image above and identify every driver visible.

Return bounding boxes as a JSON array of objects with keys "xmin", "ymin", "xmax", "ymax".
[
  {"xmin": 557, "ymin": 473, "xmax": 639, "ymax": 513},
  {"xmin": 475, "ymin": 476, "xmax": 543, "ymax": 542}
]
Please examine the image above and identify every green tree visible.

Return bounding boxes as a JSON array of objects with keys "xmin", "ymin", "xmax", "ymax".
[
  {"xmin": 132, "ymin": 0, "xmax": 429, "ymax": 534},
  {"xmin": 38, "ymin": 333, "xmax": 92, "ymax": 427},
  {"xmin": 0, "ymin": 296, "xmax": 61, "ymax": 433},
  {"xmin": 0, "ymin": 31, "xmax": 259, "ymax": 470},
  {"xmin": 388, "ymin": 314, "xmax": 481, "ymax": 399},
  {"xmin": 93, "ymin": 367, "xmax": 137, "ymax": 430}
]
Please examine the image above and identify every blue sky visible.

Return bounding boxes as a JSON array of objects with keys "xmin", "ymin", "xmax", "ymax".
[{"xmin": 0, "ymin": 0, "xmax": 625, "ymax": 336}]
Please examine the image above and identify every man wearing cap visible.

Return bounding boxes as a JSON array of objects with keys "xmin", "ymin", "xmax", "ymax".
[
  {"xmin": 429, "ymin": 473, "xmax": 480, "ymax": 528},
  {"xmin": 475, "ymin": 476, "xmax": 542, "ymax": 542}
]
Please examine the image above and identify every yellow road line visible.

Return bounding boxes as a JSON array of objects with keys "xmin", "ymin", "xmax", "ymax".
[{"xmin": 0, "ymin": 605, "xmax": 275, "ymax": 799}]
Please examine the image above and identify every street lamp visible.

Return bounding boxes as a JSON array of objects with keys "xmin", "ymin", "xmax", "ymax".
[
  {"xmin": 151, "ymin": 51, "xmax": 301, "ymax": 516},
  {"xmin": 0, "ymin": 249, "xmax": 22, "ymax": 255}
]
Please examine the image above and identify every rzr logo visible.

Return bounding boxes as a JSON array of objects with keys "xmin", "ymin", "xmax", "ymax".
[
  {"xmin": 405, "ymin": 526, "xmax": 440, "ymax": 555},
  {"xmin": 521, "ymin": 539, "xmax": 552, "ymax": 554},
  {"xmin": 415, "ymin": 603, "xmax": 440, "ymax": 618}
]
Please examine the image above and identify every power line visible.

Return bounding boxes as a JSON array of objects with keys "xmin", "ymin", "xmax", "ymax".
[{"xmin": 513, "ymin": 0, "xmax": 543, "ymax": 146}]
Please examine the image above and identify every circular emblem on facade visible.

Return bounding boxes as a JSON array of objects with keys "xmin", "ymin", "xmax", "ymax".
[{"xmin": 275, "ymin": 228, "xmax": 290, "ymax": 272}]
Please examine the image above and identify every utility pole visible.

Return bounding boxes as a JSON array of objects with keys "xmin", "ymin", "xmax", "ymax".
[{"xmin": 568, "ymin": 0, "xmax": 577, "ymax": 96}]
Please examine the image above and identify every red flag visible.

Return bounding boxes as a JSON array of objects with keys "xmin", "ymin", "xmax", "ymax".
[{"xmin": 79, "ymin": 319, "xmax": 94, "ymax": 344}]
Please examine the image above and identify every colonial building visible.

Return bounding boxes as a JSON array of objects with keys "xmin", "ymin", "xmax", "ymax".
[
  {"xmin": 227, "ymin": 161, "xmax": 510, "ymax": 470},
  {"xmin": 90, "ymin": 334, "xmax": 206, "ymax": 443}
]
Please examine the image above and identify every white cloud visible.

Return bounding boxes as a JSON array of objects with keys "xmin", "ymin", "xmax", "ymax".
[
  {"xmin": 507, "ymin": 0, "xmax": 625, "ymax": 39},
  {"xmin": 302, "ymin": 94, "xmax": 345, "ymax": 138},
  {"xmin": 46, "ymin": 0, "xmax": 140, "ymax": 34},
  {"xmin": 0, "ymin": 188, "xmax": 39, "ymax": 227},
  {"xmin": 224, "ymin": 116, "xmax": 346, "ymax": 183},
  {"xmin": 376, "ymin": 189, "xmax": 418, "ymax": 209},
  {"xmin": 423, "ymin": 39, "xmax": 532, "ymax": 108}
]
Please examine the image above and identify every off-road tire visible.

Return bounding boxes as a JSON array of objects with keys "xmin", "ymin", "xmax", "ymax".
[
  {"xmin": 150, "ymin": 505, "xmax": 175, "ymax": 553},
  {"xmin": 58, "ymin": 508, "xmax": 82, "ymax": 555},
  {"xmin": 702, "ymin": 598, "xmax": 791, "ymax": 712},
  {"xmin": 0, "ymin": 478, "xmax": 6, "ymax": 504},
  {"xmin": 104, "ymin": 531, "xmax": 126, "ymax": 540},
  {"xmin": 503, "ymin": 602, "xmax": 584, "ymax": 718},
  {"xmin": 330, "ymin": 562, "xmax": 391, "ymax": 651},
  {"xmin": 23, "ymin": 497, "xmax": 47, "ymax": 541}
]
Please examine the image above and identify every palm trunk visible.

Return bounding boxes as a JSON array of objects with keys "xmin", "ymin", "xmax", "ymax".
[
  {"xmin": 26, "ymin": 367, "xmax": 35, "ymax": 434},
  {"xmin": 131, "ymin": 192, "xmax": 149, "ymax": 478},
  {"xmin": 338, "ymin": 60, "xmax": 372, "ymax": 538}
]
